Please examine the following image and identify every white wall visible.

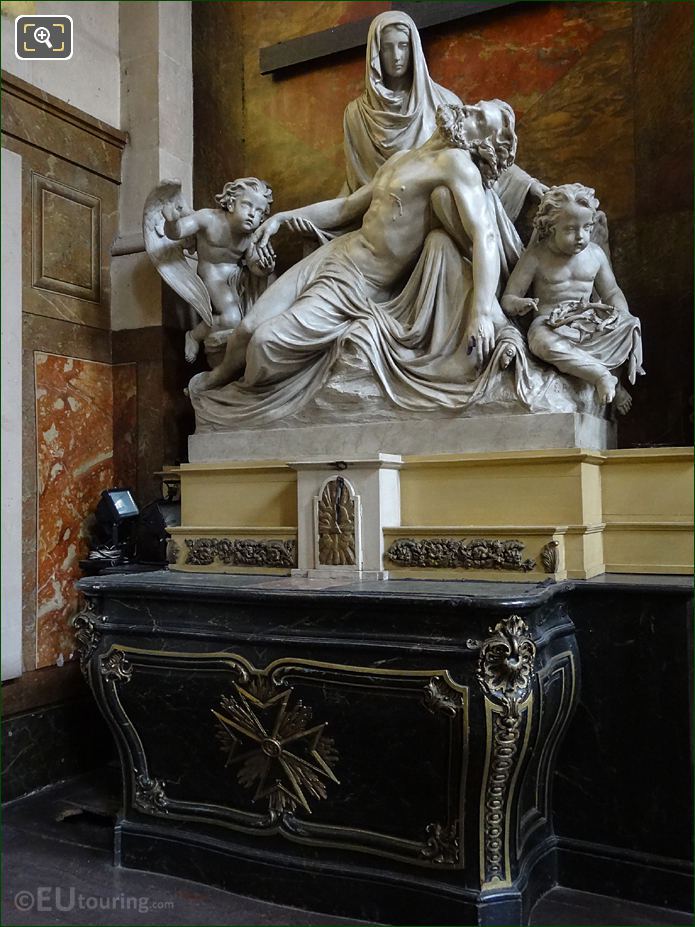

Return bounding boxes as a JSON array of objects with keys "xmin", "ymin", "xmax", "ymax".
[
  {"xmin": 1, "ymin": 148, "xmax": 24, "ymax": 681},
  {"xmin": 1, "ymin": 0, "xmax": 120, "ymax": 127}
]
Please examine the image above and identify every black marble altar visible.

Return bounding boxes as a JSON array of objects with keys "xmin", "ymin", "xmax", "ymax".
[{"xmin": 74, "ymin": 572, "xmax": 692, "ymax": 925}]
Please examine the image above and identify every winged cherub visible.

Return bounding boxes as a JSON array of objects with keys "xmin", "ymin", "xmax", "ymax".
[{"xmin": 143, "ymin": 178, "xmax": 275, "ymax": 368}]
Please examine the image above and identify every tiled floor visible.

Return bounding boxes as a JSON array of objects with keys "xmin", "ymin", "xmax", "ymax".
[{"xmin": 2, "ymin": 771, "xmax": 692, "ymax": 927}]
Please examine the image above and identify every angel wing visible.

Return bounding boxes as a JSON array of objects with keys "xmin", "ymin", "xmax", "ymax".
[{"xmin": 142, "ymin": 180, "xmax": 213, "ymax": 327}]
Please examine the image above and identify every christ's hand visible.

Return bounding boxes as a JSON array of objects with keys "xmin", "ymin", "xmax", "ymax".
[{"xmin": 465, "ymin": 315, "xmax": 495, "ymax": 368}]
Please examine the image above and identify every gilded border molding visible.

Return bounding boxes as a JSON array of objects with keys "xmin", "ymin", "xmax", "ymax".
[{"xmin": 96, "ymin": 647, "xmax": 469, "ymax": 868}]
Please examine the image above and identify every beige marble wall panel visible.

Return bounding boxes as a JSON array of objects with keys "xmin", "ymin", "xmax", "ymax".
[
  {"xmin": 2, "ymin": 134, "xmax": 117, "ymax": 329},
  {"xmin": 32, "ymin": 173, "xmax": 100, "ymax": 302},
  {"xmin": 1, "ymin": 71, "xmax": 126, "ymax": 183},
  {"xmin": 110, "ymin": 251, "xmax": 162, "ymax": 331}
]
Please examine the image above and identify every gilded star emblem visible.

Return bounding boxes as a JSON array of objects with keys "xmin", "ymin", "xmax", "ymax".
[{"xmin": 213, "ymin": 677, "xmax": 339, "ymax": 814}]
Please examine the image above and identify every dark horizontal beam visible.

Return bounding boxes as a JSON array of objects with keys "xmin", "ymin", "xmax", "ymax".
[{"xmin": 259, "ymin": 1, "xmax": 520, "ymax": 76}]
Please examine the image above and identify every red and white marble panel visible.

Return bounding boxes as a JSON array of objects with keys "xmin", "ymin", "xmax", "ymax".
[{"xmin": 35, "ymin": 353, "xmax": 136, "ymax": 667}]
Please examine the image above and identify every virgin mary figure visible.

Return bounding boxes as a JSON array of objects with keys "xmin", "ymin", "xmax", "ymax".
[{"xmin": 341, "ymin": 10, "xmax": 543, "ymax": 225}]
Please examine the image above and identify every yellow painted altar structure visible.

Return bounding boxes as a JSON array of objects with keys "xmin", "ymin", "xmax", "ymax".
[{"xmin": 167, "ymin": 446, "xmax": 693, "ymax": 581}]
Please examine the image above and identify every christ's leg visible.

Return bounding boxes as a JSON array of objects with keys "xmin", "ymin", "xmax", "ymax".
[{"xmin": 243, "ymin": 288, "xmax": 353, "ymax": 388}]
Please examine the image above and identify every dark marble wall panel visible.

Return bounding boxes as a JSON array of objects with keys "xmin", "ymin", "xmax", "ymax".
[
  {"xmin": 2, "ymin": 663, "xmax": 84, "ymax": 717},
  {"xmin": 112, "ymin": 328, "xmax": 166, "ymax": 507},
  {"xmin": 2, "ymin": 699, "xmax": 115, "ymax": 802},
  {"xmin": 192, "ymin": 1, "xmax": 693, "ymax": 447},
  {"xmin": 554, "ymin": 587, "xmax": 693, "ymax": 863},
  {"xmin": 618, "ymin": 0, "xmax": 694, "ymax": 448},
  {"xmin": 112, "ymin": 363, "xmax": 138, "ymax": 489}
]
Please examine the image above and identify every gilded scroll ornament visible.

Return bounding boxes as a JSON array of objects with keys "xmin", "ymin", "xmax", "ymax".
[
  {"xmin": 421, "ymin": 821, "xmax": 460, "ymax": 865},
  {"xmin": 71, "ymin": 599, "xmax": 101, "ymax": 675},
  {"xmin": 479, "ymin": 615, "xmax": 536, "ymax": 701},
  {"xmin": 540, "ymin": 540, "xmax": 560, "ymax": 573},
  {"xmin": 423, "ymin": 677, "xmax": 463, "ymax": 717},
  {"xmin": 134, "ymin": 774, "xmax": 169, "ymax": 814},
  {"xmin": 317, "ymin": 477, "xmax": 357, "ymax": 566},
  {"xmin": 100, "ymin": 650, "xmax": 134, "ymax": 684},
  {"xmin": 386, "ymin": 538, "xmax": 535, "ymax": 572},
  {"xmin": 166, "ymin": 538, "xmax": 180, "ymax": 565},
  {"xmin": 184, "ymin": 538, "xmax": 296, "ymax": 568},
  {"xmin": 213, "ymin": 676, "xmax": 339, "ymax": 815},
  {"xmin": 476, "ymin": 616, "xmax": 536, "ymax": 886}
]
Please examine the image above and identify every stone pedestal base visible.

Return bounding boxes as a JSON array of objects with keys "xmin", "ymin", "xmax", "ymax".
[
  {"xmin": 167, "ymin": 448, "xmax": 692, "ymax": 581},
  {"xmin": 189, "ymin": 411, "xmax": 615, "ymax": 462}
]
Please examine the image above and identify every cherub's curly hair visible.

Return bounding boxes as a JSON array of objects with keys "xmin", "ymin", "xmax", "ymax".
[
  {"xmin": 215, "ymin": 177, "xmax": 273, "ymax": 215},
  {"xmin": 533, "ymin": 183, "xmax": 599, "ymax": 241},
  {"xmin": 435, "ymin": 101, "xmax": 517, "ymax": 188}
]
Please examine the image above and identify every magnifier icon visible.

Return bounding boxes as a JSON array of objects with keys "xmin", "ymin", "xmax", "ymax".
[{"xmin": 34, "ymin": 26, "xmax": 53, "ymax": 49}]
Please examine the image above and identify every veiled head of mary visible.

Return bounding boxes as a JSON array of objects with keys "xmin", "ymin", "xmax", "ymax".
[
  {"xmin": 378, "ymin": 23, "xmax": 412, "ymax": 85},
  {"xmin": 435, "ymin": 101, "xmax": 518, "ymax": 187},
  {"xmin": 367, "ymin": 12, "xmax": 425, "ymax": 96}
]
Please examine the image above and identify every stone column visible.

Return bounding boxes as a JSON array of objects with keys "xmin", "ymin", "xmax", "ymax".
[{"xmin": 111, "ymin": 1, "xmax": 194, "ymax": 500}]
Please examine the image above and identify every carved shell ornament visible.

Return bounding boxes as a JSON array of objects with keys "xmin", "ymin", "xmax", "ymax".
[{"xmin": 317, "ymin": 477, "xmax": 357, "ymax": 566}]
